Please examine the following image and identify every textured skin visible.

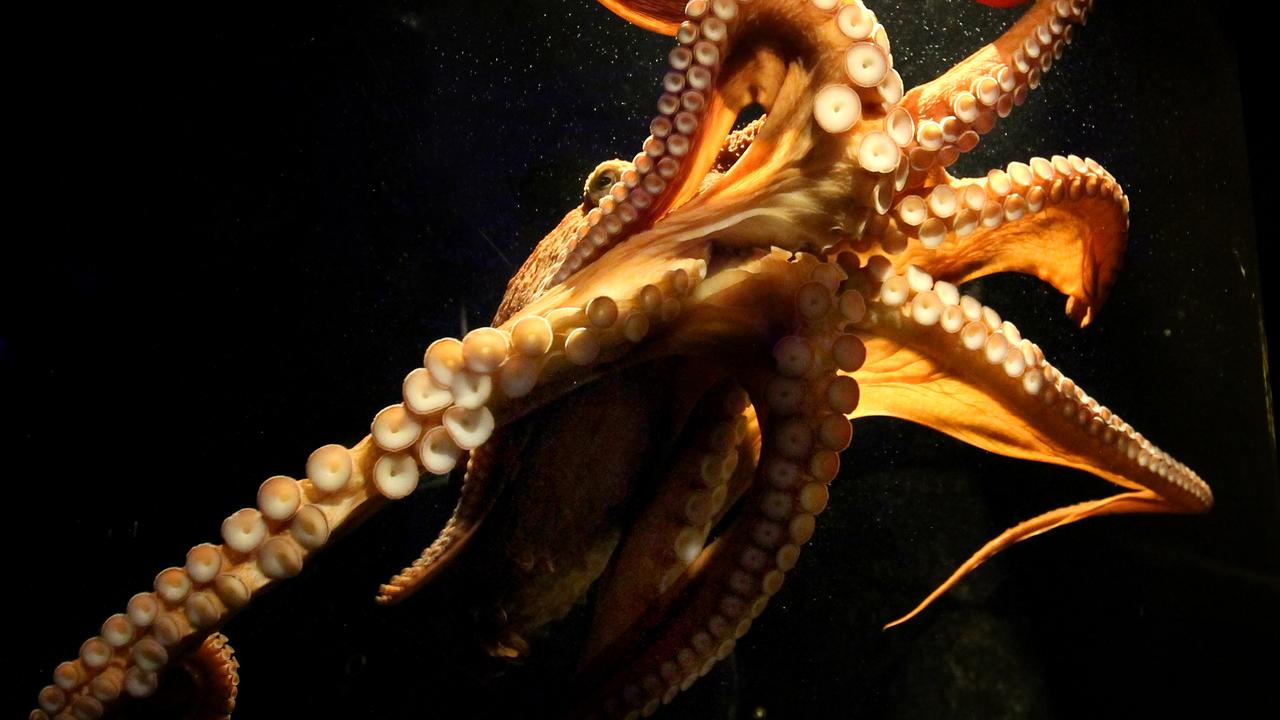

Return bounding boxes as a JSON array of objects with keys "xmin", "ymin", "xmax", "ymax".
[
  {"xmin": 28, "ymin": 2, "xmax": 1223, "ymax": 719},
  {"xmin": 495, "ymin": 206, "xmax": 589, "ymax": 324}
]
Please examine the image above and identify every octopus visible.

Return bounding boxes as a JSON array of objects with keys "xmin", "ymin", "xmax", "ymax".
[{"xmin": 28, "ymin": 0, "xmax": 1221, "ymax": 718}]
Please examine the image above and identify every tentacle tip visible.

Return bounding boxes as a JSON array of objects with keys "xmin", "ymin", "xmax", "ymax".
[
  {"xmin": 1064, "ymin": 295, "xmax": 1094, "ymax": 328},
  {"xmin": 885, "ymin": 589, "xmax": 953, "ymax": 630},
  {"xmin": 882, "ymin": 609, "xmax": 923, "ymax": 631}
]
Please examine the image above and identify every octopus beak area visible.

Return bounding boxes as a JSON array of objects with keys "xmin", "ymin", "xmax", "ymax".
[{"xmin": 840, "ymin": 257, "xmax": 1212, "ymax": 628}]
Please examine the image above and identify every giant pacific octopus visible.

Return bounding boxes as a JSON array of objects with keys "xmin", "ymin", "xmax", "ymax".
[{"xmin": 30, "ymin": 0, "xmax": 1215, "ymax": 718}]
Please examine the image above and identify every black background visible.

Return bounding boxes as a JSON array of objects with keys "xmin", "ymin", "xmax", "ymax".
[{"xmin": 6, "ymin": 1, "xmax": 1277, "ymax": 718}]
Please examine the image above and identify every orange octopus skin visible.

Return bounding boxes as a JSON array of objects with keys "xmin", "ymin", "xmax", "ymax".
[{"xmin": 19, "ymin": 1, "xmax": 1273, "ymax": 719}]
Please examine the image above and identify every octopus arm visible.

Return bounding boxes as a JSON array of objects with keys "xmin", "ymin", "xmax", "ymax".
[
  {"xmin": 888, "ymin": 157, "xmax": 1130, "ymax": 327},
  {"xmin": 179, "ymin": 633, "xmax": 240, "ymax": 720},
  {"xmin": 847, "ymin": 263, "xmax": 1212, "ymax": 623},
  {"xmin": 375, "ymin": 442, "xmax": 508, "ymax": 605},
  {"xmin": 851, "ymin": 332, "xmax": 1174, "ymax": 493},
  {"xmin": 884, "ymin": 491, "xmax": 1179, "ymax": 627},
  {"xmin": 597, "ymin": 0, "xmax": 685, "ymax": 36},
  {"xmin": 901, "ymin": 0, "xmax": 1085, "ymax": 154},
  {"xmin": 33, "ymin": 1, "xmax": 1219, "ymax": 717},
  {"xmin": 582, "ymin": 382, "xmax": 760, "ymax": 663},
  {"xmin": 563, "ymin": 250, "xmax": 859, "ymax": 717},
  {"xmin": 31, "ymin": 248, "xmax": 713, "ymax": 718}
]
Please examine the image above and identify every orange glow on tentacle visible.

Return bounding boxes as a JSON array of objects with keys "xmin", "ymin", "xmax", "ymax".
[
  {"xmin": 882, "ymin": 157, "xmax": 1129, "ymax": 327},
  {"xmin": 851, "ymin": 330, "xmax": 1208, "ymax": 510},
  {"xmin": 902, "ymin": 0, "xmax": 1090, "ymax": 168},
  {"xmin": 843, "ymin": 257, "xmax": 1209, "ymax": 626},
  {"xmin": 597, "ymin": 0, "xmax": 683, "ymax": 36},
  {"xmin": 884, "ymin": 490, "xmax": 1178, "ymax": 629}
]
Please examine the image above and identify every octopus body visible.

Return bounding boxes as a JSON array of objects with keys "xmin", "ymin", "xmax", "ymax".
[{"xmin": 29, "ymin": 1, "xmax": 1221, "ymax": 718}]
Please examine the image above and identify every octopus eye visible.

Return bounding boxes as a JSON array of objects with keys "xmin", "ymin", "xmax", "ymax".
[{"xmin": 583, "ymin": 158, "xmax": 635, "ymax": 208}]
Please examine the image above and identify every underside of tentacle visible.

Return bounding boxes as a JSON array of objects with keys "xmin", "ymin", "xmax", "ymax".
[
  {"xmin": 842, "ymin": 256, "xmax": 1210, "ymax": 624},
  {"xmin": 581, "ymin": 380, "xmax": 760, "ymax": 664},
  {"xmin": 862, "ymin": 154, "xmax": 1129, "ymax": 326},
  {"xmin": 32, "ymin": 435, "xmax": 388, "ymax": 720},
  {"xmin": 177, "ymin": 633, "xmax": 240, "ymax": 720},
  {"xmin": 899, "ymin": 0, "xmax": 1093, "ymax": 178},
  {"xmin": 34, "ymin": 1, "xmax": 1214, "ymax": 718},
  {"xmin": 569, "ymin": 251, "xmax": 866, "ymax": 718},
  {"xmin": 32, "ymin": 249, "xmax": 713, "ymax": 718},
  {"xmin": 376, "ymin": 444, "xmax": 504, "ymax": 605}
]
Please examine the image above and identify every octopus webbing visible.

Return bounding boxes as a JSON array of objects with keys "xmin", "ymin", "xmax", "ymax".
[{"xmin": 29, "ymin": 0, "xmax": 1222, "ymax": 718}]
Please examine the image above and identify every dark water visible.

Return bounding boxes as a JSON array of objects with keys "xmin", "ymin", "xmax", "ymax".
[{"xmin": 6, "ymin": 1, "xmax": 1276, "ymax": 718}]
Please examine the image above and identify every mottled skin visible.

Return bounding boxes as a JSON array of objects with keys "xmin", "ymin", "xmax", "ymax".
[{"xmin": 31, "ymin": 2, "xmax": 1213, "ymax": 719}]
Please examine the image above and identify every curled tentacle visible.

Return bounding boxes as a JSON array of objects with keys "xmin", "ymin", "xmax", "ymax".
[
  {"xmin": 582, "ymin": 380, "xmax": 760, "ymax": 663},
  {"xmin": 569, "ymin": 252, "xmax": 862, "ymax": 717},
  {"xmin": 376, "ymin": 443, "xmax": 503, "ymax": 605},
  {"xmin": 557, "ymin": 0, "xmax": 752, "ymax": 282},
  {"xmin": 869, "ymin": 154, "xmax": 1129, "ymax": 326},
  {"xmin": 179, "ymin": 633, "xmax": 240, "ymax": 720}
]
